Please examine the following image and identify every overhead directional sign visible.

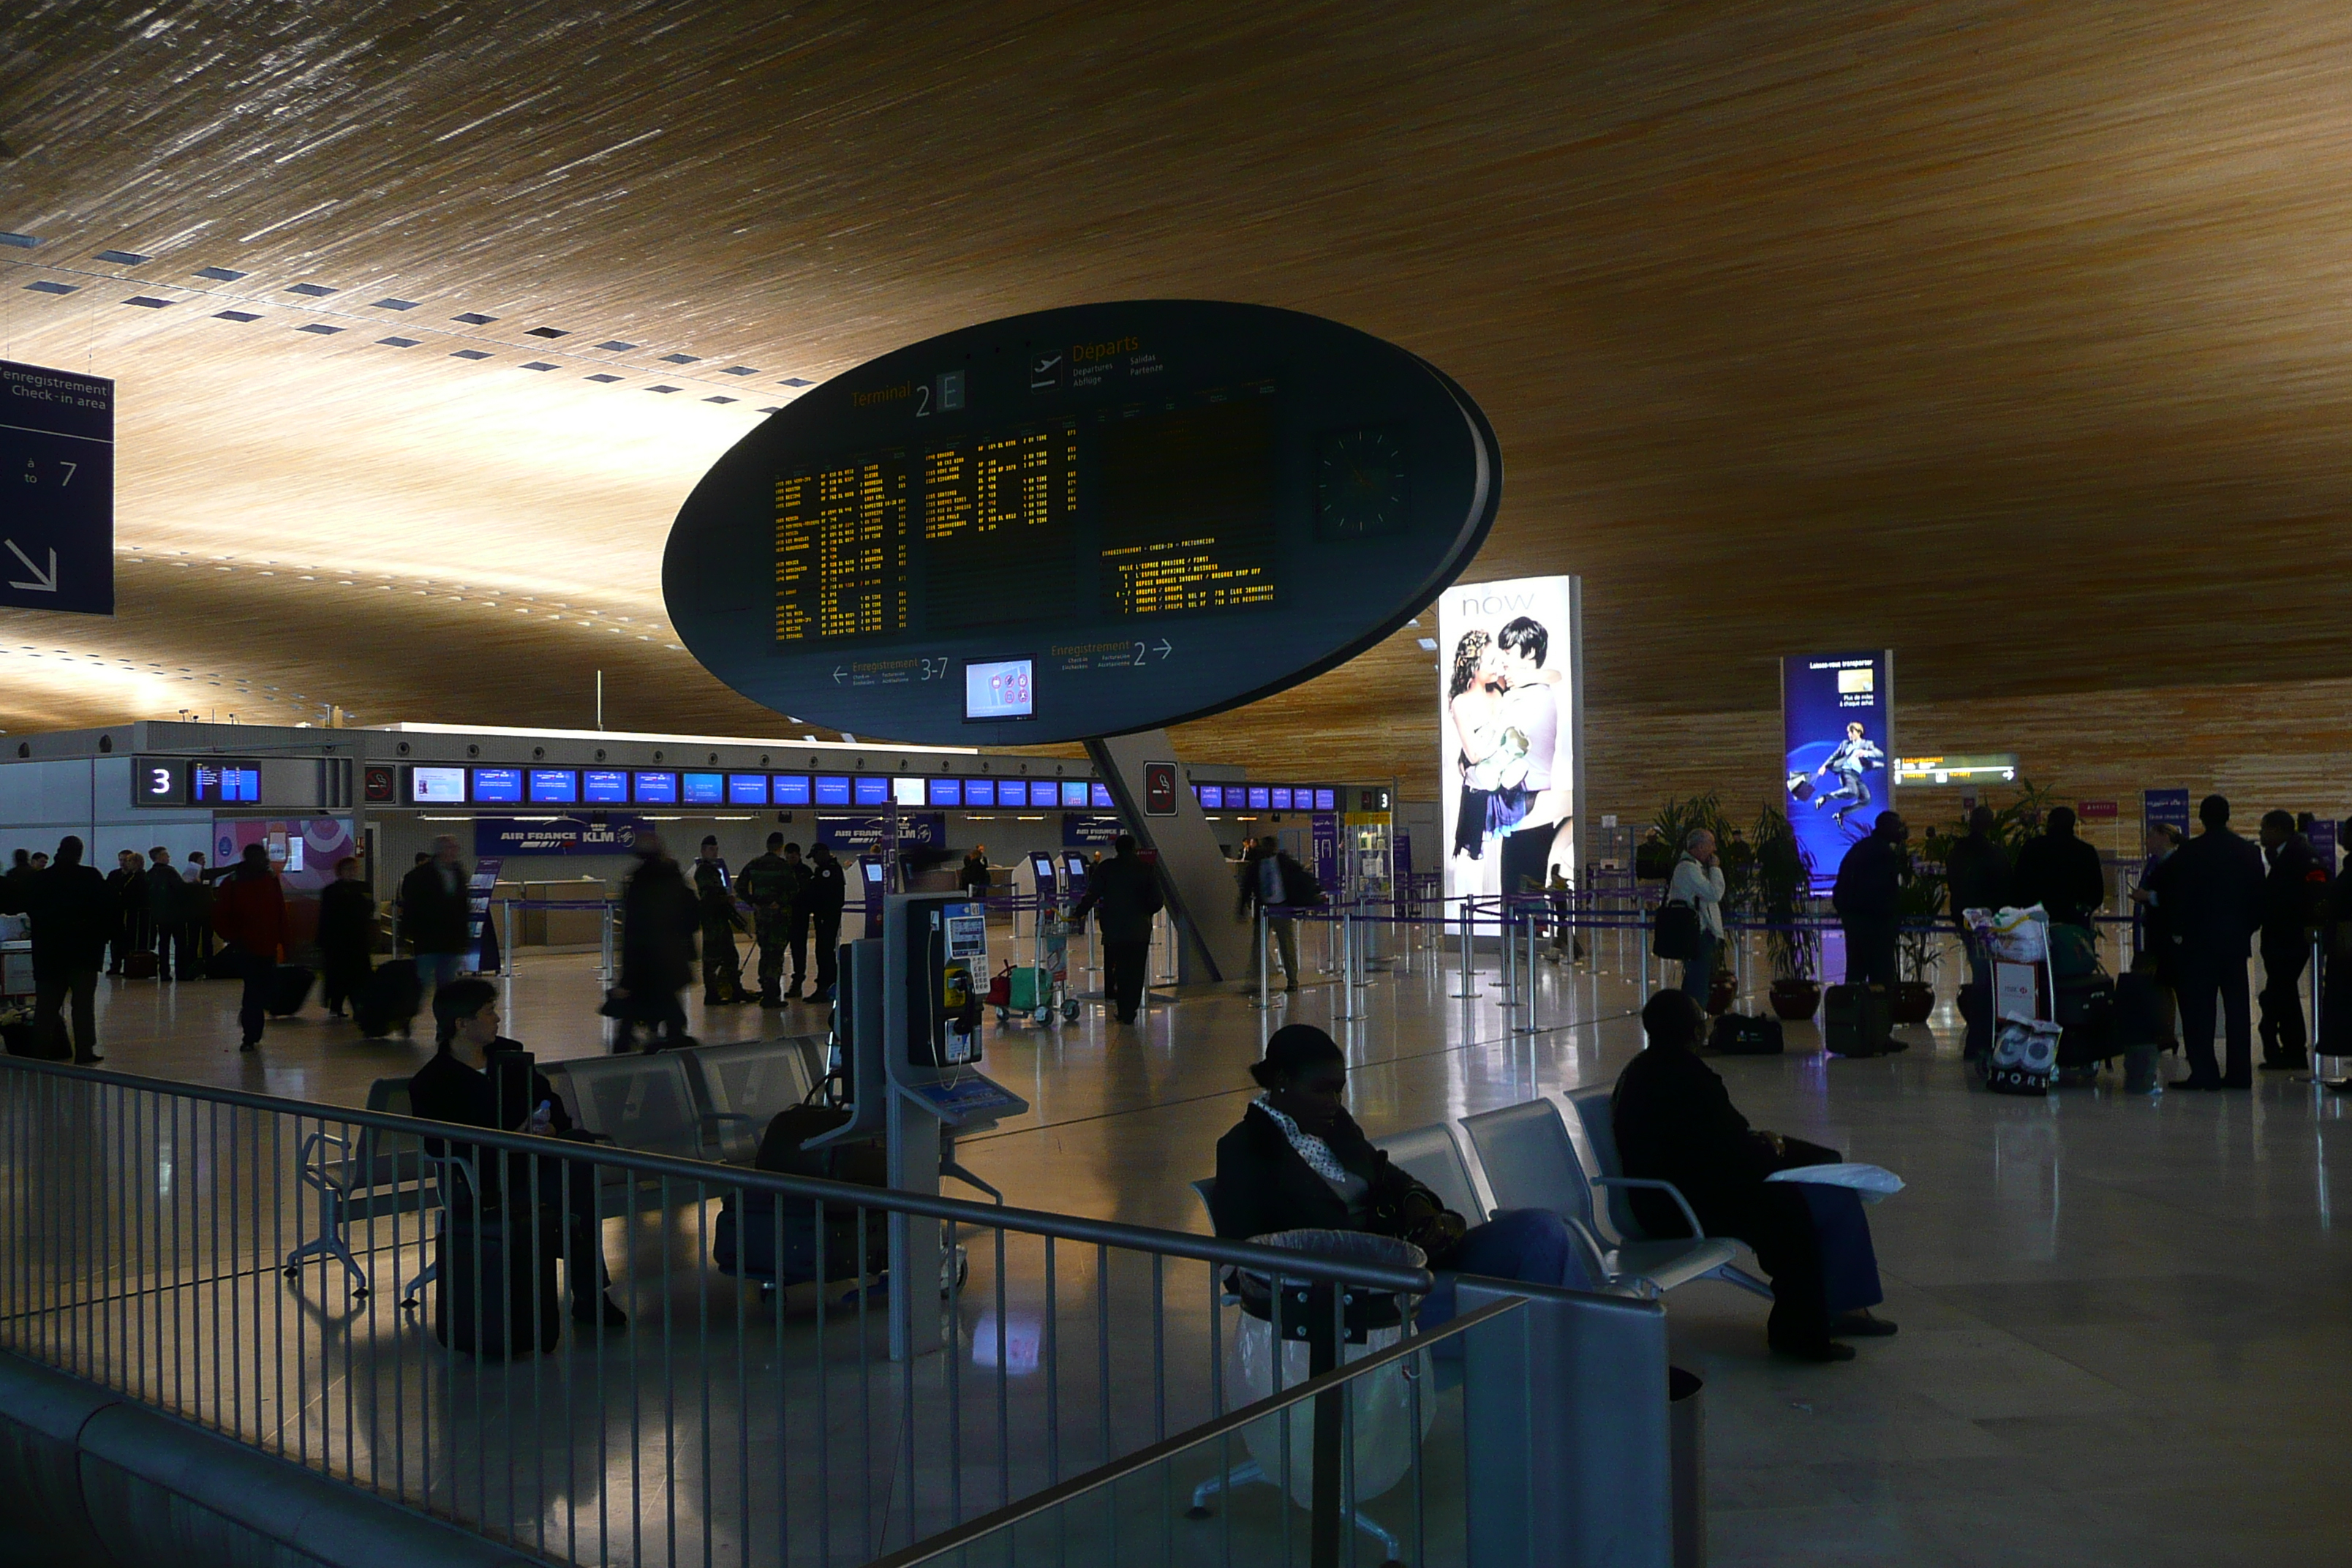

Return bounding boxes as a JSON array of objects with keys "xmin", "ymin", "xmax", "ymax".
[
  {"xmin": 1, "ymin": 360, "xmax": 114, "ymax": 616},
  {"xmin": 663, "ymin": 301, "xmax": 1501, "ymax": 747}
]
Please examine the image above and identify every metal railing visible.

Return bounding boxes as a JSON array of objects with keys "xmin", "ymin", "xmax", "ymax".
[{"xmin": 0, "ymin": 1055, "xmax": 1436, "ymax": 1567}]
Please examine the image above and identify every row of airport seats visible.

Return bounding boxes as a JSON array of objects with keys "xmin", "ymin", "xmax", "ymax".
[
  {"xmin": 284, "ymin": 1036, "xmax": 829, "ymax": 1297},
  {"xmin": 1203, "ymin": 1088, "xmax": 1774, "ymax": 1302}
]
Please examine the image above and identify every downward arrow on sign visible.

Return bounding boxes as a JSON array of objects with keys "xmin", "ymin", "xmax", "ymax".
[{"xmin": 4, "ymin": 541, "xmax": 57, "ymax": 592}]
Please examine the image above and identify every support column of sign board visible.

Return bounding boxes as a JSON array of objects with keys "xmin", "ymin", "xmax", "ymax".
[{"xmin": 1087, "ymin": 729, "xmax": 1254, "ymax": 984}]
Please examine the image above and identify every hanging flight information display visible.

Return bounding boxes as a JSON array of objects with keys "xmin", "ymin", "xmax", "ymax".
[{"xmin": 666, "ymin": 301, "xmax": 1501, "ymax": 747}]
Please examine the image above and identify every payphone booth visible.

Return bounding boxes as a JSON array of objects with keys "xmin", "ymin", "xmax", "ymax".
[
  {"xmin": 856, "ymin": 854, "xmax": 888, "ymax": 938},
  {"xmin": 810, "ymin": 894, "xmax": 1030, "ymax": 1360}
]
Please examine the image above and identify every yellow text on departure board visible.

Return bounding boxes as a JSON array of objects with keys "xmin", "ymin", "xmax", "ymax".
[{"xmin": 774, "ymin": 453, "xmax": 909, "ymax": 641}]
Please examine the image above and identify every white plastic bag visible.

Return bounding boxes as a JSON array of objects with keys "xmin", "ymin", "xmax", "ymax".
[
  {"xmin": 1765, "ymin": 1162, "xmax": 1906, "ymax": 1205},
  {"xmin": 1983, "ymin": 905, "xmax": 2049, "ymax": 963}
]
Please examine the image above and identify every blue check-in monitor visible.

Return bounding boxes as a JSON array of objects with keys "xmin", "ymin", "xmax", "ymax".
[{"xmin": 584, "ymin": 769, "xmax": 630, "ymax": 804}]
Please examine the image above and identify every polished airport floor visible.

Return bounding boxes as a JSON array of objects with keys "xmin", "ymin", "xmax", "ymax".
[{"xmin": 27, "ymin": 920, "xmax": 2352, "ymax": 1567}]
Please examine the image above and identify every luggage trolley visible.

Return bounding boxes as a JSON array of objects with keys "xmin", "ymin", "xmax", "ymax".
[
  {"xmin": 988, "ymin": 902, "xmax": 1082, "ymax": 1027},
  {"xmin": 1973, "ymin": 906, "xmax": 2065, "ymax": 1095}
]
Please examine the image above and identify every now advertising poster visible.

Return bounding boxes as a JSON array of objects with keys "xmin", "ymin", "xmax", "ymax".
[
  {"xmin": 1438, "ymin": 575, "xmax": 1583, "ymax": 920},
  {"xmin": 1782, "ymin": 652, "xmax": 1894, "ymax": 892}
]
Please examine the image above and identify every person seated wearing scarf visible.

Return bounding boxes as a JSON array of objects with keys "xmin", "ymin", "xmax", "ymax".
[
  {"xmin": 1613, "ymin": 990, "xmax": 1894, "ymax": 1362},
  {"xmin": 1208, "ymin": 1025, "xmax": 1600, "ymax": 1316}
]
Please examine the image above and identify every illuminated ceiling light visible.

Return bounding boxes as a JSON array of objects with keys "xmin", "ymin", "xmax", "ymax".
[
  {"xmin": 296, "ymin": 323, "xmax": 342, "ymax": 334},
  {"xmin": 525, "ymin": 326, "xmax": 568, "ymax": 339},
  {"xmin": 452, "ymin": 312, "xmax": 497, "ymax": 325},
  {"xmin": 124, "ymin": 295, "xmax": 173, "ymax": 308},
  {"xmin": 25, "ymin": 280, "xmax": 75, "ymax": 294},
  {"xmin": 372, "ymin": 298, "xmax": 418, "ymax": 310},
  {"xmin": 96, "ymin": 249, "xmax": 150, "ymax": 265},
  {"xmin": 451, "ymin": 349, "xmax": 490, "ymax": 360},
  {"xmin": 286, "ymin": 282, "xmax": 337, "ymax": 297},
  {"xmin": 194, "ymin": 266, "xmax": 247, "ymax": 282}
]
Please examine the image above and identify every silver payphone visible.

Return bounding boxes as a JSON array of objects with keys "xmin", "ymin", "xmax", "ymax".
[{"xmin": 813, "ymin": 892, "xmax": 1029, "ymax": 1358}]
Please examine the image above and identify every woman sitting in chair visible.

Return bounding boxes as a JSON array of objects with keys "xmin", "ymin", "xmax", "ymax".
[
  {"xmin": 408, "ymin": 978, "xmax": 627, "ymax": 1328},
  {"xmin": 1209, "ymin": 1025, "xmax": 1602, "ymax": 1311},
  {"xmin": 1612, "ymin": 990, "xmax": 1893, "ymax": 1361}
]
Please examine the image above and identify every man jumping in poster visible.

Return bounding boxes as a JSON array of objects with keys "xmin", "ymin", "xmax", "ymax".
[{"xmin": 1814, "ymin": 720, "xmax": 1885, "ymax": 830}]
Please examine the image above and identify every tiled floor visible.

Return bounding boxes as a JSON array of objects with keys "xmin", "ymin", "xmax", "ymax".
[{"xmin": 26, "ymin": 924, "xmax": 2352, "ymax": 1566}]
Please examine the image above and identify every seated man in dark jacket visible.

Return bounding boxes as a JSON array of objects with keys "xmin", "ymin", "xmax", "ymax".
[
  {"xmin": 1210, "ymin": 1025, "xmax": 1599, "ymax": 1320},
  {"xmin": 409, "ymin": 979, "xmax": 625, "ymax": 1327},
  {"xmin": 1613, "ymin": 991, "xmax": 1893, "ymax": 1362}
]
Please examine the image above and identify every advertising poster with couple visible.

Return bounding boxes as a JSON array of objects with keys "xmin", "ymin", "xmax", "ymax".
[
  {"xmin": 1439, "ymin": 576, "xmax": 1582, "ymax": 923},
  {"xmin": 1781, "ymin": 651, "xmax": 1895, "ymax": 892}
]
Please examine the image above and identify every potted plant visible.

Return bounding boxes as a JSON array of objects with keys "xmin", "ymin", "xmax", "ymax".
[
  {"xmin": 1891, "ymin": 855, "xmax": 1945, "ymax": 1024},
  {"xmin": 1753, "ymin": 804, "xmax": 1820, "ymax": 1019}
]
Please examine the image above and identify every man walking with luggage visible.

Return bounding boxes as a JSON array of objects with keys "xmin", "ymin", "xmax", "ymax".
[
  {"xmin": 736, "ymin": 833, "xmax": 803, "ymax": 1008},
  {"xmin": 28, "ymin": 837, "xmax": 112, "ymax": 1063},
  {"xmin": 614, "ymin": 830, "xmax": 698, "ymax": 1051},
  {"xmin": 1071, "ymin": 834, "xmax": 1164, "ymax": 1025},
  {"xmin": 1832, "ymin": 813, "xmax": 1907, "ymax": 987},
  {"xmin": 2256, "ymin": 809, "xmax": 2329, "ymax": 1072},
  {"xmin": 1237, "ymin": 835, "xmax": 1318, "ymax": 992},
  {"xmin": 400, "ymin": 836, "xmax": 474, "ymax": 1006},
  {"xmin": 2153, "ymin": 794, "xmax": 2266, "ymax": 1090},
  {"xmin": 318, "ymin": 856, "xmax": 377, "ymax": 1019},
  {"xmin": 804, "ymin": 842, "xmax": 847, "ymax": 1003},
  {"xmin": 693, "ymin": 836, "xmax": 747, "ymax": 1006},
  {"xmin": 211, "ymin": 843, "xmax": 286, "ymax": 1052}
]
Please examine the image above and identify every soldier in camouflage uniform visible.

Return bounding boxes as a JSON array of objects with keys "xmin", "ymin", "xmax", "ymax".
[{"xmin": 736, "ymin": 832, "xmax": 807, "ymax": 1008}]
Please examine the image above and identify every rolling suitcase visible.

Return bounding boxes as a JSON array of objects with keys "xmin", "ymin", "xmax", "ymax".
[
  {"xmin": 434, "ymin": 1208, "xmax": 563, "ymax": 1357},
  {"xmin": 1708, "ymin": 1012, "xmax": 1785, "ymax": 1055},
  {"xmin": 265, "ymin": 963, "xmax": 315, "ymax": 1017},
  {"xmin": 124, "ymin": 950, "xmax": 159, "ymax": 980},
  {"xmin": 1823, "ymin": 982, "xmax": 1897, "ymax": 1057},
  {"xmin": 354, "ymin": 957, "xmax": 422, "ymax": 1039}
]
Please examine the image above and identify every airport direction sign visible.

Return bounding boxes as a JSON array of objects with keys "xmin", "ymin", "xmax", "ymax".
[{"xmin": 1, "ymin": 360, "xmax": 115, "ymax": 616}]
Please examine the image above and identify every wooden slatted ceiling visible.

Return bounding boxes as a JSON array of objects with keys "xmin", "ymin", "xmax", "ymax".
[{"xmin": 4, "ymin": 3, "xmax": 2352, "ymax": 809}]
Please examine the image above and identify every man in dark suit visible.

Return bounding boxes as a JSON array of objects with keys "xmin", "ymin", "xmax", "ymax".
[
  {"xmin": 1831, "ymin": 812, "xmax": 1907, "ymax": 987},
  {"xmin": 28, "ymin": 837, "xmax": 113, "ymax": 1063},
  {"xmin": 2151, "ymin": 794, "xmax": 2267, "ymax": 1089},
  {"xmin": 1071, "ymin": 834, "xmax": 1164, "ymax": 1024},
  {"xmin": 2256, "ymin": 809, "xmax": 2329, "ymax": 1072}
]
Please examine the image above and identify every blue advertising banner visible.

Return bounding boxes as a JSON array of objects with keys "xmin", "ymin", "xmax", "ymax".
[
  {"xmin": 475, "ymin": 816, "xmax": 649, "ymax": 857},
  {"xmin": 813, "ymin": 813, "xmax": 943, "ymax": 851},
  {"xmin": 2141, "ymin": 788, "xmax": 2190, "ymax": 845},
  {"xmin": 1311, "ymin": 813, "xmax": 1341, "ymax": 893},
  {"xmin": 1781, "ymin": 651, "xmax": 1893, "ymax": 892},
  {"xmin": 1062, "ymin": 813, "xmax": 1125, "ymax": 847}
]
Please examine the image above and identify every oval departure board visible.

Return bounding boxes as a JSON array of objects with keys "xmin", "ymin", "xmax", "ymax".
[{"xmin": 663, "ymin": 301, "xmax": 1501, "ymax": 745}]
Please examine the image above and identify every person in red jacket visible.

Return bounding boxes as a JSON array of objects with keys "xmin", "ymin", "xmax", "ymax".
[{"xmin": 211, "ymin": 843, "xmax": 286, "ymax": 1052}]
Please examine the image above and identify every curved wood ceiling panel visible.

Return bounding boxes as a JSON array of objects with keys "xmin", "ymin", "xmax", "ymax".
[{"xmin": 3, "ymin": 1, "xmax": 2347, "ymax": 791}]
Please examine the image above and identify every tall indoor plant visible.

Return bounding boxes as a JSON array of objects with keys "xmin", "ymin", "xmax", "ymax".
[{"xmin": 1753, "ymin": 803, "xmax": 1821, "ymax": 1019}]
